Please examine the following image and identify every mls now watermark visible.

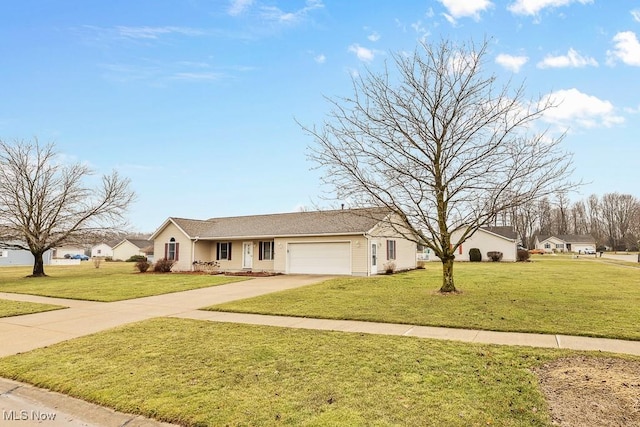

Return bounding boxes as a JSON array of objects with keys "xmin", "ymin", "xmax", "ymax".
[{"xmin": 3, "ymin": 409, "xmax": 57, "ymax": 421}]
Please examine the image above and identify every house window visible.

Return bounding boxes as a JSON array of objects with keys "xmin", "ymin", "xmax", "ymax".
[
  {"xmin": 217, "ymin": 242, "xmax": 232, "ymax": 261},
  {"xmin": 97, "ymin": 249, "xmax": 102, "ymax": 255},
  {"xmin": 259, "ymin": 241, "xmax": 274, "ymax": 261},
  {"xmin": 387, "ymin": 240, "xmax": 397, "ymax": 260},
  {"xmin": 165, "ymin": 238, "xmax": 179, "ymax": 261},
  {"xmin": 555, "ymin": 243, "xmax": 564, "ymax": 249},
  {"xmin": 544, "ymin": 243, "xmax": 551, "ymax": 249}
]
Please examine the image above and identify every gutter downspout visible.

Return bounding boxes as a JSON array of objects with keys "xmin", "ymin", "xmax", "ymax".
[
  {"xmin": 191, "ymin": 236, "xmax": 199, "ymax": 271},
  {"xmin": 364, "ymin": 233, "xmax": 371, "ymax": 276}
]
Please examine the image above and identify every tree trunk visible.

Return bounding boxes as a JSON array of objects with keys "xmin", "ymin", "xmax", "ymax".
[
  {"xmin": 440, "ymin": 256, "xmax": 456, "ymax": 292},
  {"xmin": 30, "ymin": 252, "xmax": 47, "ymax": 277}
]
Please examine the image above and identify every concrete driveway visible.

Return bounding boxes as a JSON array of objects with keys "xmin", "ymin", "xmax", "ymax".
[
  {"xmin": 600, "ymin": 252, "xmax": 639, "ymax": 263},
  {"xmin": 0, "ymin": 274, "xmax": 332, "ymax": 357}
]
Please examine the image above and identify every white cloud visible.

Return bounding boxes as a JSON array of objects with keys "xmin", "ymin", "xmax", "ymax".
[
  {"xmin": 314, "ymin": 54, "xmax": 326, "ymax": 64},
  {"xmin": 542, "ymin": 88, "xmax": 624, "ymax": 129},
  {"xmin": 438, "ymin": 0, "xmax": 493, "ymax": 21},
  {"xmin": 537, "ymin": 48, "xmax": 598, "ymax": 68},
  {"xmin": 632, "ymin": 9, "xmax": 640, "ymax": 22},
  {"xmin": 508, "ymin": 0, "xmax": 592, "ymax": 16},
  {"xmin": 228, "ymin": 0, "xmax": 253, "ymax": 16},
  {"xmin": 260, "ymin": 0, "xmax": 324, "ymax": 24},
  {"xmin": 171, "ymin": 72, "xmax": 223, "ymax": 81},
  {"xmin": 411, "ymin": 20, "xmax": 430, "ymax": 39},
  {"xmin": 348, "ymin": 44, "xmax": 375, "ymax": 62},
  {"xmin": 607, "ymin": 31, "xmax": 640, "ymax": 66},
  {"xmin": 368, "ymin": 31, "xmax": 380, "ymax": 42},
  {"xmin": 495, "ymin": 53, "xmax": 528, "ymax": 72},
  {"xmin": 114, "ymin": 26, "xmax": 204, "ymax": 40}
]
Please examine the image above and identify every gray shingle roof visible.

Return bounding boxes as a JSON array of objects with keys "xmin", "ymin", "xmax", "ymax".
[
  {"xmin": 169, "ymin": 208, "xmax": 391, "ymax": 239},
  {"xmin": 482, "ymin": 226, "xmax": 518, "ymax": 240},
  {"xmin": 126, "ymin": 239, "xmax": 153, "ymax": 249}
]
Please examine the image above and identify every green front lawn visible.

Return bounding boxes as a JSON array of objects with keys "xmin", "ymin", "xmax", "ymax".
[
  {"xmin": 0, "ymin": 317, "xmax": 578, "ymax": 426},
  {"xmin": 208, "ymin": 257, "xmax": 640, "ymax": 340},
  {"xmin": 0, "ymin": 263, "xmax": 246, "ymax": 302},
  {"xmin": 0, "ymin": 299, "xmax": 65, "ymax": 317}
]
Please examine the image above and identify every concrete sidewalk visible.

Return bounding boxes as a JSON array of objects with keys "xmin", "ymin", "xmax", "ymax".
[
  {"xmin": 174, "ymin": 310, "xmax": 640, "ymax": 356},
  {"xmin": 1, "ymin": 274, "xmax": 640, "ymax": 426}
]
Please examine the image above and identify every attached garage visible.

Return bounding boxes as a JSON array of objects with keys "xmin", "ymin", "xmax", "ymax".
[{"xmin": 287, "ymin": 242, "xmax": 351, "ymax": 275}]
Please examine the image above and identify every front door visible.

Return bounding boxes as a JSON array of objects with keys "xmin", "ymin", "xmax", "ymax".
[
  {"xmin": 371, "ymin": 242, "xmax": 378, "ymax": 275},
  {"xmin": 242, "ymin": 242, "xmax": 253, "ymax": 269}
]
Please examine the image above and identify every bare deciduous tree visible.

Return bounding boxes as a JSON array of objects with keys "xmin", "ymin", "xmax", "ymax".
[
  {"xmin": 601, "ymin": 192, "xmax": 639, "ymax": 251},
  {"xmin": 303, "ymin": 39, "xmax": 577, "ymax": 292},
  {"xmin": 0, "ymin": 139, "xmax": 135, "ymax": 277}
]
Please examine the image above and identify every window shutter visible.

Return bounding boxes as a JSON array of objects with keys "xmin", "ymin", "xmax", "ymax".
[
  {"xmin": 458, "ymin": 245, "xmax": 462, "ymax": 255},
  {"xmin": 259, "ymin": 242, "xmax": 263, "ymax": 260},
  {"xmin": 175, "ymin": 242, "xmax": 180, "ymax": 261},
  {"xmin": 164, "ymin": 243, "xmax": 168, "ymax": 259},
  {"xmin": 386, "ymin": 241, "xmax": 390, "ymax": 260},
  {"xmin": 216, "ymin": 243, "xmax": 220, "ymax": 261},
  {"xmin": 228, "ymin": 242, "xmax": 232, "ymax": 260}
]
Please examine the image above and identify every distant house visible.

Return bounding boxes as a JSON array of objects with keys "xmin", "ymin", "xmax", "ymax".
[
  {"xmin": 0, "ymin": 243, "xmax": 52, "ymax": 267},
  {"xmin": 150, "ymin": 208, "xmax": 418, "ymax": 275},
  {"xmin": 90, "ymin": 240, "xmax": 118, "ymax": 258},
  {"xmin": 112, "ymin": 238, "xmax": 154, "ymax": 262},
  {"xmin": 534, "ymin": 234, "xmax": 596, "ymax": 253},
  {"xmin": 434, "ymin": 226, "xmax": 519, "ymax": 262}
]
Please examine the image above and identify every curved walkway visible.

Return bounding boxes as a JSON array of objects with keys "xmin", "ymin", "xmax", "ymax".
[{"xmin": 1, "ymin": 274, "xmax": 640, "ymax": 426}]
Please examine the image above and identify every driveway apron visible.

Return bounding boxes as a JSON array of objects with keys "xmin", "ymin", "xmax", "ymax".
[{"xmin": 0, "ymin": 275, "xmax": 332, "ymax": 357}]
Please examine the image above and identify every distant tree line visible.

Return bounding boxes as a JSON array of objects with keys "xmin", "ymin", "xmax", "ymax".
[{"xmin": 501, "ymin": 192, "xmax": 640, "ymax": 251}]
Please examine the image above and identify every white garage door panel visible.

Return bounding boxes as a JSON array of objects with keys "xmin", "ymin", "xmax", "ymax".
[{"xmin": 288, "ymin": 242, "xmax": 351, "ymax": 275}]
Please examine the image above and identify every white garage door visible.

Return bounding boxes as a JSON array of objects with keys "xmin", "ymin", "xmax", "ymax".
[{"xmin": 287, "ymin": 242, "xmax": 351, "ymax": 275}]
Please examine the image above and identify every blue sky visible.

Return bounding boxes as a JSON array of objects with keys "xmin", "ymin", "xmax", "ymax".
[{"xmin": 1, "ymin": 0, "xmax": 639, "ymax": 232}]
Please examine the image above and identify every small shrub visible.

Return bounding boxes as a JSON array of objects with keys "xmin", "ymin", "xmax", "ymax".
[
  {"xmin": 105, "ymin": 256, "xmax": 113, "ymax": 262},
  {"xmin": 135, "ymin": 260, "xmax": 151, "ymax": 273},
  {"xmin": 469, "ymin": 248, "xmax": 482, "ymax": 262},
  {"xmin": 154, "ymin": 258, "xmax": 175, "ymax": 273},
  {"xmin": 126, "ymin": 255, "xmax": 147, "ymax": 263},
  {"xmin": 383, "ymin": 261, "xmax": 396, "ymax": 274},
  {"xmin": 487, "ymin": 251, "xmax": 503, "ymax": 262},
  {"xmin": 517, "ymin": 249, "xmax": 530, "ymax": 262}
]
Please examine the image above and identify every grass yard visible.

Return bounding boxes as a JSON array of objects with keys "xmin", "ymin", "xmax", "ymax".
[
  {"xmin": 0, "ymin": 317, "xmax": 581, "ymax": 426},
  {"xmin": 208, "ymin": 257, "xmax": 640, "ymax": 341},
  {"xmin": 0, "ymin": 299, "xmax": 65, "ymax": 317},
  {"xmin": 0, "ymin": 262, "xmax": 246, "ymax": 302}
]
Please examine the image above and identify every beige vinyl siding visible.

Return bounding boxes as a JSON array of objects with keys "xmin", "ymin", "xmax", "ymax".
[
  {"xmin": 112, "ymin": 241, "xmax": 142, "ymax": 262},
  {"xmin": 253, "ymin": 241, "xmax": 276, "ymax": 271},
  {"xmin": 152, "ymin": 223, "xmax": 193, "ymax": 271},
  {"xmin": 369, "ymin": 218, "xmax": 417, "ymax": 273}
]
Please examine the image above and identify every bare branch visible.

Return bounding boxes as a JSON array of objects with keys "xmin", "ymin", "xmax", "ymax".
[
  {"xmin": 301, "ymin": 38, "xmax": 580, "ymax": 292},
  {"xmin": 0, "ymin": 139, "xmax": 136, "ymax": 276}
]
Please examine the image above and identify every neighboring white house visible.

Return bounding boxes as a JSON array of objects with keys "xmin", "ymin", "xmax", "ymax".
[
  {"xmin": 150, "ymin": 208, "xmax": 418, "ymax": 275},
  {"xmin": 91, "ymin": 242, "xmax": 116, "ymax": 258},
  {"xmin": 0, "ymin": 244, "xmax": 53, "ymax": 267},
  {"xmin": 534, "ymin": 234, "xmax": 596, "ymax": 253},
  {"xmin": 112, "ymin": 238, "xmax": 154, "ymax": 262},
  {"xmin": 430, "ymin": 226, "xmax": 519, "ymax": 262}
]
